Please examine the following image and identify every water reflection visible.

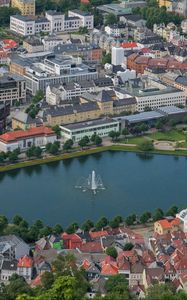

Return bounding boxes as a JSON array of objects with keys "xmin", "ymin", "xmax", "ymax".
[
  {"xmin": 136, "ymin": 153, "xmax": 154, "ymax": 161},
  {"xmin": 77, "ymin": 155, "xmax": 89, "ymax": 164},
  {"xmin": 23, "ymin": 166, "xmax": 35, "ymax": 177},
  {"xmin": 0, "ymin": 172, "xmax": 5, "ymax": 182},
  {"xmin": 46, "ymin": 161, "xmax": 60, "ymax": 170},
  {"xmin": 7, "ymin": 168, "xmax": 20, "ymax": 179}
]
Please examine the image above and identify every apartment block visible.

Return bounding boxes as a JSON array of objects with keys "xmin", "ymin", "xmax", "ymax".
[
  {"xmin": 11, "ymin": 0, "xmax": 35, "ymax": 16},
  {"xmin": 0, "ymin": 74, "xmax": 26, "ymax": 106}
]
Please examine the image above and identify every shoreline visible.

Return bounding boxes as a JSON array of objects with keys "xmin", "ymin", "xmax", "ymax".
[{"xmin": 0, "ymin": 144, "xmax": 187, "ymax": 173}]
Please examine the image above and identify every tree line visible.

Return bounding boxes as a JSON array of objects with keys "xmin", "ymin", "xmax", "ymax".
[{"xmin": 132, "ymin": 0, "xmax": 184, "ymax": 29}]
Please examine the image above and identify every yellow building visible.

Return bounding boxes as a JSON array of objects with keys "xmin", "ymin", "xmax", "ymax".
[
  {"xmin": 158, "ymin": 0, "xmax": 172, "ymax": 10},
  {"xmin": 11, "ymin": 0, "xmax": 35, "ymax": 16},
  {"xmin": 154, "ymin": 218, "xmax": 181, "ymax": 235}
]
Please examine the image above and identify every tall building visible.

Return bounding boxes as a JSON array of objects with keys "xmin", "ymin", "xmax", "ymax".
[
  {"xmin": 0, "ymin": 103, "xmax": 10, "ymax": 133},
  {"xmin": 11, "ymin": 0, "xmax": 35, "ymax": 16},
  {"xmin": 0, "ymin": 74, "xmax": 26, "ymax": 106}
]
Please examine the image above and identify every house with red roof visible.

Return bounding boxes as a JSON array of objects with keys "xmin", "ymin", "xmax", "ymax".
[
  {"xmin": 89, "ymin": 230, "xmax": 108, "ymax": 240},
  {"xmin": 101, "ymin": 256, "xmax": 119, "ymax": 277},
  {"xmin": 61, "ymin": 233, "xmax": 83, "ymax": 250},
  {"xmin": 17, "ymin": 255, "xmax": 33, "ymax": 281},
  {"xmin": 154, "ymin": 218, "xmax": 181, "ymax": 235},
  {"xmin": 0, "ymin": 126, "xmax": 56, "ymax": 152}
]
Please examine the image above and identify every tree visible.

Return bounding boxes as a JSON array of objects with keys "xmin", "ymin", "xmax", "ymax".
[
  {"xmin": 105, "ymin": 13, "xmax": 117, "ymax": 25},
  {"xmin": 78, "ymin": 26, "xmax": 89, "ymax": 34},
  {"xmin": 139, "ymin": 123, "xmax": 149, "ymax": 133},
  {"xmin": 0, "ymin": 215, "xmax": 8, "ymax": 233},
  {"xmin": 49, "ymin": 143, "xmax": 59, "ymax": 155},
  {"xmin": 140, "ymin": 211, "xmax": 151, "ymax": 224},
  {"xmin": 81, "ymin": 219, "xmax": 94, "ymax": 231},
  {"xmin": 106, "ymin": 246, "xmax": 118, "ymax": 259},
  {"xmin": 46, "ymin": 143, "xmax": 52, "ymax": 152},
  {"xmin": 155, "ymin": 119, "xmax": 164, "ymax": 130},
  {"xmin": 12, "ymin": 215, "xmax": 23, "ymax": 226},
  {"xmin": 5, "ymin": 274, "xmax": 32, "ymax": 300},
  {"xmin": 109, "ymin": 215, "xmax": 123, "ymax": 228},
  {"xmin": 102, "ymin": 52, "xmax": 111, "ymax": 65},
  {"xmin": 41, "ymin": 272, "xmax": 54, "ymax": 290},
  {"xmin": 63, "ymin": 139, "xmax": 74, "ymax": 151},
  {"xmin": 39, "ymin": 226, "xmax": 52, "ymax": 237},
  {"xmin": 33, "ymin": 146, "xmax": 42, "ymax": 158},
  {"xmin": 91, "ymin": 134, "xmax": 102, "ymax": 146},
  {"xmin": 65, "ymin": 222, "xmax": 79, "ymax": 234},
  {"xmin": 105, "ymin": 274, "xmax": 128, "ymax": 293},
  {"xmin": 122, "ymin": 128, "xmax": 129, "ymax": 138},
  {"xmin": 53, "ymin": 224, "xmax": 63, "ymax": 234},
  {"xmin": 125, "ymin": 214, "xmax": 136, "ymax": 226},
  {"xmin": 0, "ymin": 152, "xmax": 6, "ymax": 164},
  {"xmin": 8, "ymin": 150, "xmax": 19, "ymax": 162},
  {"xmin": 78, "ymin": 136, "xmax": 90, "ymax": 149},
  {"xmin": 166, "ymin": 205, "xmax": 178, "ymax": 217},
  {"xmin": 123, "ymin": 242, "xmax": 134, "ymax": 251},
  {"xmin": 95, "ymin": 216, "xmax": 108, "ymax": 230},
  {"xmin": 0, "ymin": 7, "xmax": 21, "ymax": 26},
  {"xmin": 52, "ymin": 125, "xmax": 61, "ymax": 138},
  {"xmin": 153, "ymin": 208, "xmax": 164, "ymax": 221},
  {"xmin": 95, "ymin": 135, "xmax": 102, "ymax": 146},
  {"xmin": 139, "ymin": 140, "xmax": 154, "ymax": 152},
  {"xmin": 108, "ymin": 131, "xmax": 120, "ymax": 141}
]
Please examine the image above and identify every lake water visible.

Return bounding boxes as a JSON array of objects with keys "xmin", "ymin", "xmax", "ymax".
[{"xmin": 0, "ymin": 151, "xmax": 187, "ymax": 227}]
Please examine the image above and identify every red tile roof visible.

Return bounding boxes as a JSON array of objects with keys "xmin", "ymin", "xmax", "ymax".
[
  {"xmin": 156, "ymin": 218, "xmax": 180, "ymax": 230},
  {"xmin": 121, "ymin": 42, "xmax": 137, "ymax": 49},
  {"xmin": 89, "ymin": 230, "xmax": 108, "ymax": 239},
  {"xmin": 3, "ymin": 39, "xmax": 17, "ymax": 49},
  {"xmin": 18, "ymin": 255, "xmax": 33, "ymax": 268},
  {"xmin": 80, "ymin": 241, "xmax": 103, "ymax": 253},
  {"xmin": 101, "ymin": 261, "xmax": 118, "ymax": 275},
  {"xmin": 82, "ymin": 259, "xmax": 91, "ymax": 270},
  {"xmin": 0, "ymin": 126, "xmax": 55, "ymax": 143}
]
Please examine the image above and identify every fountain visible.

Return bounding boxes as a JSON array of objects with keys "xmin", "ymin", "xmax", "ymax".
[{"xmin": 75, "ymin": 170, "xmax": 105, "ymax": 194}]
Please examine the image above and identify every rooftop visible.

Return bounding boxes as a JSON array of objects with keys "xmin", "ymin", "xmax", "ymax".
[
  {"xmin": 60, "ymin": 118, "xmax": 118, "ymax": 131},
  {"xmin": 0, "ymin": 127, "xmax": 55, "ymax": 143}
]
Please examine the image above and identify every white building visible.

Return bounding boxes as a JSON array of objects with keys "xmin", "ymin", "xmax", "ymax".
[
  {"xmin": 105, "ymin": 24, "xmax": 128, "ymax": 37},
  {"xmin": 10, "ymin": 10, "xmax": 93, "ymax": 36},
  {"xmin": 181, "ymin": 19, "xmax": 187, "ymax": 33},
  {"xmin": 112, "ymin": 47, "xmax": 125, "ymax": 66},
  {"xmin": 115, "ymin": 79, "xmax": 186, "ymax": 112},
  {"xmin": 45, "ymin": 10, "xmax": 64, "ymax": 32},
  {"xmin": 68, "ymin": 9, "xmax": 94, "ymax": 29},
  {"xmin": 25, "ymin": 55, "xmax": 98, "ymax": 95},
  {"xmin": 46, "ymin": 80, "xmax": 95, "ymax": 104},
  {"xmin": 10, "ymin": 15, "xmax": 35, "ymax": 36},
  {"xmin": 60, "ymin": 118, "xmax": 120, "ymax": 143},
  {"xmin": 0, "ymin": 126, "xmax": 56, "ymax": 152},
  {"xmin": 42, "ymin": 35, "xmax": 64, "ymax": 51},
  {"xmin": 177, "ymin": 209, "xmax": 187, "ymax": 232}
]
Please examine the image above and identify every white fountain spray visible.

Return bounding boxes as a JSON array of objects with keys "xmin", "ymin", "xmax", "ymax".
[{"xmin": 75, "ymin": 170, "xmax": 105, "ymax": 194}]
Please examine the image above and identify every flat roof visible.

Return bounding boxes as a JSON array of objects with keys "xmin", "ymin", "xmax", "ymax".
[
  {"xmin": 158, "ymin": 106, "xmax": 187, "ymax": 115},
  {"xmin": 60, "ymin": 118, "xmax": 118, "ymax": 131},
  {"xmin": 114, "ymin": 111, "xmax": 163, "ymax": 123}
]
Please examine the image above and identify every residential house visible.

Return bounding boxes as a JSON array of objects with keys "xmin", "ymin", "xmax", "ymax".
[
  {"xmin": 0, "ymin": 259, "xmax": 18, "ymax": 282},
  {"xmin": 17, "ymin": 255, "xmax": 33, "ymax": 281},
  {"xmin": 0, "ymin": 235, "xmax": 30, "ymax": 260},
  {"xmin": 154, "ymin": 218, "xmax": 181, "ymax": 235}
]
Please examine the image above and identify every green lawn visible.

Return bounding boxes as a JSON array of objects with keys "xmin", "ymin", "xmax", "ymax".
[
  {"xmin": 120, "ymin": 136, "xmax": 147, "ymax": 145},
  {"xmin": 177, "ymin": 141, "xmax": 187, "ymax": 148},
  {"xmin": 146, "ymin": 130, "xmax": 186, "ymax": 142}
]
